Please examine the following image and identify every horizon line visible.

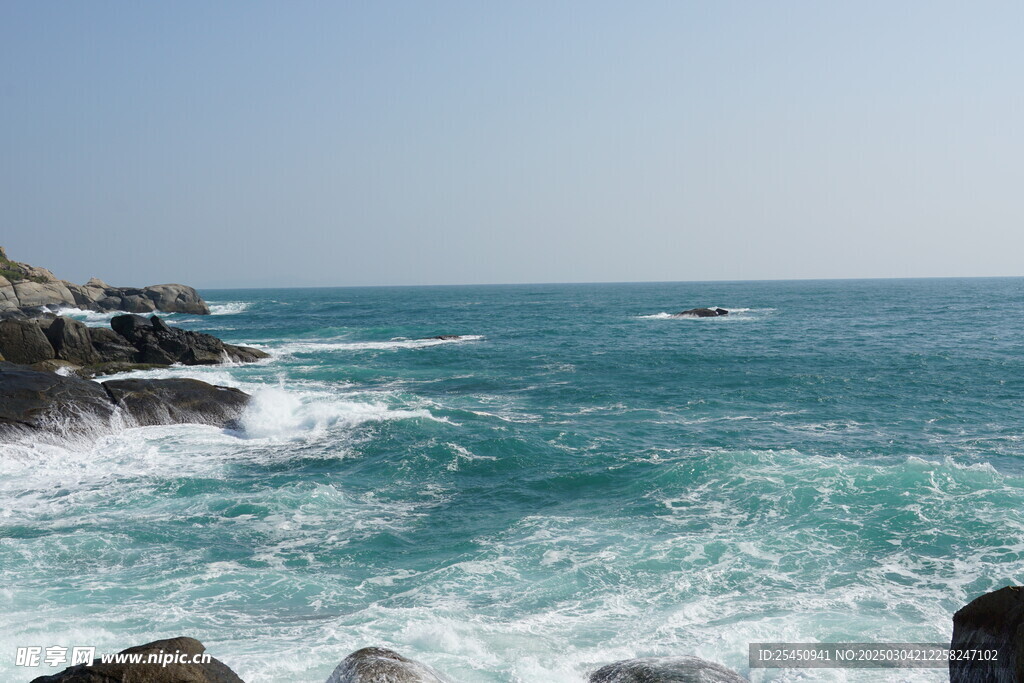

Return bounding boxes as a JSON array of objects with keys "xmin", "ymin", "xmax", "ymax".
[{"xmin": 195, "ymin": 273, "xmax": 1024, "ymax": 291}]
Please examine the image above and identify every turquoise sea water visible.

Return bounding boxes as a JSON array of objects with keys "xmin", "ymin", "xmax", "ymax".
[{"xmin": 3, "ymin": 278, "xmax": 1024, "ymax": 682}]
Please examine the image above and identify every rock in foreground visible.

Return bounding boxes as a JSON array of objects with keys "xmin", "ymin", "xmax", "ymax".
[
  {"xmin": 951, "ymin": 585, "xmax": 1024, "ymax": 682},
  {"xmin": 29, "ymin": 636, "xmax": 242, "ymax": 683},
  {"xmin": 0, "ymin": 362, "xmax": 116, "ymax": 435},
  {"xmin": 104, "ymin": 378, "xmax": 250, "ymax": 428},
  {"xmin": 326, "ymin": 647, "xmax": 451, "ymax": 683},
  {"xmin": 590, "ymin": 656, "xmax": 747, "ymax": 682},
  {"xmin": 674, "ymin": 308, "xmax": 729, "ymax": 318},
  {"xmin": 0, "ymin": 363, "xmax": 250, "ymax": 437}
]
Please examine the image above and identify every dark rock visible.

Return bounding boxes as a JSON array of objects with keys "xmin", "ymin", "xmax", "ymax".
[
  {"xmin": 590, "ymin": 656, "xmax": 747, "ymax": 683},
  {"xmin": 109, "ymin": 314, "xmax": 264, "ymax": 366},
  {"xmin": 44, "ymin": 317, "xmax": 101, "ymax": 365},
  {"xmin": 102, "ymin": 378, "xmax": 250, "ymax": 428},
  {"xmin": 951, "ymin": 585, "xmax": 1024, "ymax": 682},
  {"xmin": 0, "ymin": 362, "xmax": 115, "ymax": 435},
  {"xmin": 29, "ymin": 636, "xmax": 243, "ymax": 683},
  {"xmin": 326, "ymin": 647, "xmax": 450, "ymax": 683},
  {"xmin": 675, "ymin": 308, "xmax": 729, "ymax": 318},
  {"xmin": 0, "ymin": 319, "xmax": 56, "ymax": 365},
  {"xmin": 110, "ymin": 314, "xmax": 154, "ymax": 338},
  {"xmin": 150, "ymin": 315, "xmax": 172, "ymax": 333},
  {"xmin": 224, "ymin": 343, "xmax": 270, "ymax": 363},
  {"xmin": 89, "ymin": 327, "xmax": 139, "ymax": 363},
  {"xmin": 424, "ymin": 335, "xmax": 462, "ymax": 340}
]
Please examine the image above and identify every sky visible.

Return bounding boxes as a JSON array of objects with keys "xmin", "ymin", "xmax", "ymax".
[{"xmin": 1, "ymin": 1, "xmax": 1021, "ymax": 288}]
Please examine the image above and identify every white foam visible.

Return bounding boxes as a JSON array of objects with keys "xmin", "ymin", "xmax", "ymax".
[
  {"xmin": 208, "ymin": 302, "xmax": 250, "ymax": 315},
  {"xmin": 275, "ymin": 335, "xmax": 484, "ymax": 355},
  {"xmin": 53, "ymin": 307, "xmax": 177, "ymax": 326},
  {"xmin": 239, "ymin": 384, "xmax": 440, "ymax": 441}
]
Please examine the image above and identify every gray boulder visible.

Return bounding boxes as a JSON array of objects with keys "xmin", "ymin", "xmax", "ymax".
[
  {"xmin": 144, "ymin": 284, "xmax": 211, "ymax": 315},
  {"xmin": 326, "ymin": 647, "xmax": 450, "ymax": 683},
  {"xmin": 590, "ymin": 656, "xmax": 747, "ymax": 683},
  {"xmin": 11, "ymin": 280, "xmax": 76, "ymax": 308},
  {"xmin": 102, "ymin": 378, "xmax": 250, "ymax": 428},
  {"xmin": 29, "ymin": 636, "xmax": 243, "ymax": 683},
  {"xmin": 951, "ymin": 586, "xmax": 1024, "ymax": 682},
  {"xmin": 0, "ymin": 246, "xmax": 212, "ymax": 315},
  {"xmin": 0, "ymin": 319, "xmax": 55, "ymax": 364}
]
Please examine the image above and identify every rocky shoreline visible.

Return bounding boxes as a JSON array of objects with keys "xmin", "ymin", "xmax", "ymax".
[
  {"xmin": 0, "ymin": 248, "xmax": 266, "ymax": 437},
  {"xmin": 27, "ymin": 584, "xmax": 1021, "ymax": 681}
]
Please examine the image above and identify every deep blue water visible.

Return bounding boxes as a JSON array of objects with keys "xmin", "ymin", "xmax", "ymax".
[{"xmin": 3, "ymin": 278, "xmax": 1024, "ymax": 682}]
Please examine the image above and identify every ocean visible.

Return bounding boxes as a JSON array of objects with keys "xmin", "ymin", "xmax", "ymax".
[{"xmin": 3, "ymin": 278, "xmax": 1024, "ymax": 682}]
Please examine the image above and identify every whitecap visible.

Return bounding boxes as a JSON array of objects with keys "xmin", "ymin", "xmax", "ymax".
[
  {"xmin": 274, "ymin": 335, "xmax": 484, "ymax": 355},
  {"xmin": 208, "ymin": 302, "xmax": 250, "ymax": 315}
]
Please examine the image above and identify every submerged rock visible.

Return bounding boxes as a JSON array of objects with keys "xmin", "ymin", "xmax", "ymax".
[
  {"xmin": 326, "ymin": 647, "xmax": 450, "ymax": 683},
  {"xmin": 423, "ymin": 335, "xmax": 463, "ymax": 340},
  {"xmin": 674, "ymin": 308, "xmax": 729, "ymax": 318},
  {"xmin": 590, "ymin": 656, "xmax": 747, "ymax": 683},
  {"xmin": 103, "ymin": 378, "xmax": 250, "ymax": 428},
  {"xmin": 951, "ymin": 585, "xmax": 1024, "ymax": 682},
  {"xmin": 29, "ymin": 636, "xmax": 243, "ymax": 683}
]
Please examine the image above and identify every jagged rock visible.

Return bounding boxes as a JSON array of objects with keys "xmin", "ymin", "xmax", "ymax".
[
  {"xmin": 111, "ymin": 314, "xmax": 267, "ymax": 365},
  {"xmin": 103, "ymin": 378, "xmax": 250, "ymax": 428},
  {"xmin": 224, "ymin": 343, "xmax": 270, "ymax": 363},
  {"xmin": 951, "ymin": 586, "xmax": 1024, "ymax": 682},
  {"xmin": 0, "ymin": 362, "xmax": 115, "ymax": 435},
  {"xmin": 326, "ymin": 648, "xmax": 450, "ymax": 683},
  {"xmin": 674, "ymin": 308, "xmax": 729, "ymax": 318},
  {"xmin": 29, "ymin": 636, "xmax": 243, "ymax": 683},
  {"xmin": 590, "ymin": 656, "xmax": 747, "ymax": 682},
  {"xmin": 0, "ymin": 319, "xmax": 55, "ymax": 365},
  {"xmin": 44, "ymin": 317, "xmax": 101, "ymax": 365},
  {"xmin": 89, "ymin": 327, "xmax": 139, "ymax": 363}
]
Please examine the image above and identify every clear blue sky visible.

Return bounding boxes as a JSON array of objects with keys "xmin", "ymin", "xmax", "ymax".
[{"xmin": 1, "ymin": 1, "xmax": 1021, "ymax": 288}]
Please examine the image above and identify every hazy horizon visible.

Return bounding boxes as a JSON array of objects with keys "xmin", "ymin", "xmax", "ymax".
[{"xmin": 3, "ymin": 1, "xmax": 1022, "ymax": 289}]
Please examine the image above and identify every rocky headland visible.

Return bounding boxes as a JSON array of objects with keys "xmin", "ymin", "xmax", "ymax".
[
  {"xmin": 0, "ymin": 250, "xmax": 267, "ymax": 438},
  {"xmin": 1, "ymin": 246, "xmax": 210, "ymax": 316}
]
